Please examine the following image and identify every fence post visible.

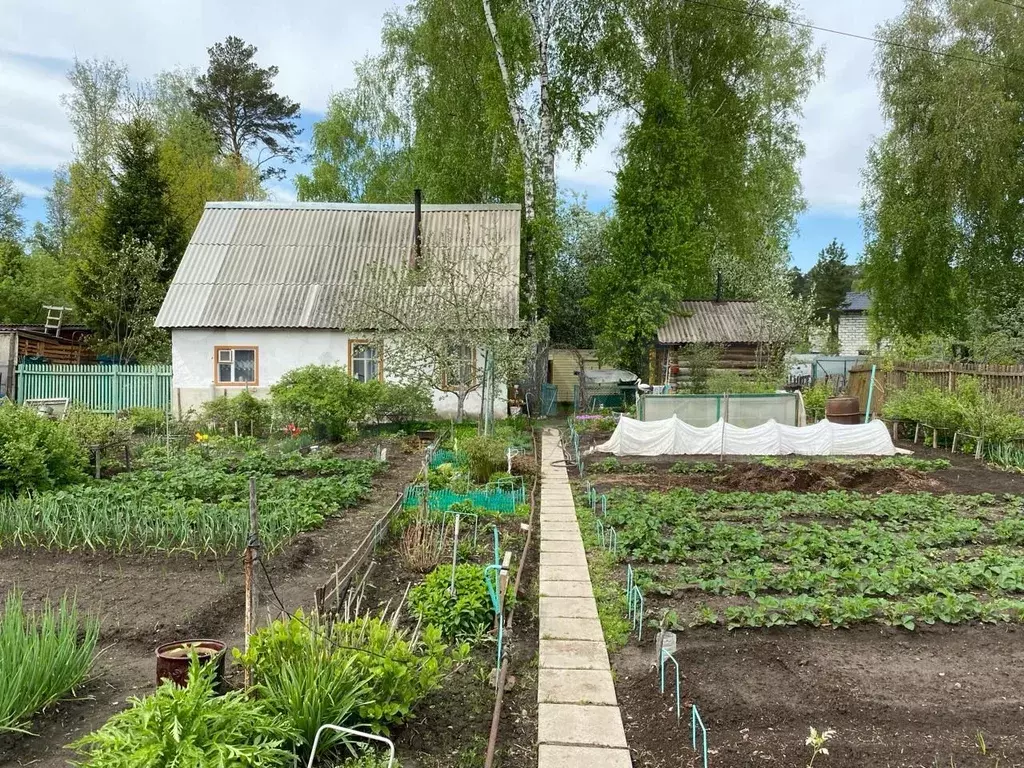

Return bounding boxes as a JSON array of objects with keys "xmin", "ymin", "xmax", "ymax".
[
  {"xmin": 243, "ymin": 477, "xmax": 260, "ymax": 688},
  {"xmin": 111, "ymin": 364, "xmax": 120, "ymax": 415}
]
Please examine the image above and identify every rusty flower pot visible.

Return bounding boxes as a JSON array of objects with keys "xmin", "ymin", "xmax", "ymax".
[{"xmin": 155, "ymin": 639, "xmax": 227, "ymax": 692}]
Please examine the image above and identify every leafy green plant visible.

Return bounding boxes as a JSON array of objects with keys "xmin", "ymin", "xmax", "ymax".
[
  {"xmin": 70, "ymin": 659, "xmax": 296, "ymax": 767},
  {"xmin": 125, "ymin": 407, "xmax": 167, "ymax": 436},
  {"xmin": 883, "ymin": 374, "xmax": 1024, "ymax": 441},
  {"xmin": 0, "ymin": 448, "xmax": 381, "ymax": 555},
  {"xmin": 598, "ymin": 485, "xmax": 1024, "ymax": 630},
  {"xmin": 461, "ymin": 435, "xmax": 507, "ymax": 484},
  {"xmin": 0, "ymin": 402, "xmax": 87, "ymax": 494},
  {"xmin": 271, "ymin": 365, "xmax": 381, "ymax": 440},
  {"xmin": 409, "ymin": 564, "xmax": 493, "ymax": 640},
  {"xmin": 0, "ymin": 590, "xmax": 98, "ymax": 734},
  {"xmin": 801, "ymin": 380, "xmax": 832, "ymax": 418},
  {"xmin": 370, "ymin": 382, "xmax": 436, "ymax": 424},
  {"xmin": 63, "ymin": 405, "xmax": 132, "ymax": 451},
  {"xmin": 201, "ymin": 390, "xmax": 273, "ymax": 437},
  {"xmin": 238, "ymin": 613, "xmax": 461, "ymax": 747},
  {"xmin": 669, "ymin": 461, "xmax": 724, "ymax": 475}
]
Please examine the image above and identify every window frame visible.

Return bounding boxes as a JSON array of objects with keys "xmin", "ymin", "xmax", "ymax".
[
  {"xmin": 347, "ymin": 339, "xmax": 384, "ymax": 383},
  {"xmin": 441, "ymin": 344, "xmax": 477, "ymax": 391},
  {"xmin": 213, "ymin": 346, "xmax": 259, "ymax": 387}
]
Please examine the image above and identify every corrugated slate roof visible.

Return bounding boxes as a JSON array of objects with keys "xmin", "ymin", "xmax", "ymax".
[
  {"xmin": 842, "ymin": 291, "xmax": 871, "ymax": 312},
  {"xmin": 657, "ymin": 301, "xmax": 765, "ymax": 344},
  {"xmin": 155, "ymin": 202, "xmax": 521, "ymax": 329}
]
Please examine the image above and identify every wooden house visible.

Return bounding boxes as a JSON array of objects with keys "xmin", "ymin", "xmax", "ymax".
[{"xmin": 655, "ymin": 300, "xmax": 767, "ymax": 386}]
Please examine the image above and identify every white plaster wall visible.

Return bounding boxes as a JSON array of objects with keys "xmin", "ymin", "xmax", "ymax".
[
  {"xmin": 170, "ymin": 328, "xmax": 507, "ymax": 420},
  {"xmin": 838, "ymin": 315, "xmax": 871, "ymax": 357}
]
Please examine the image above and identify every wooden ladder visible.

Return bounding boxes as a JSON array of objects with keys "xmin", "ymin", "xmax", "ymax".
[{"xmin": 42, "ymin": 305, "xmax": 71, "ymax": 335}]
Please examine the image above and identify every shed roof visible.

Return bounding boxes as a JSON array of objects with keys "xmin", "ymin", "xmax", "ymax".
[
  {"xmin": 657, "ymin": 300, "xmax": 765, "ymax": 345},
  {"xmin": 155, "ymin": 201, "xmax": 521, "ymax": 329},
  {"xmin": 842, "ymin": 291, "xmax": 871, "ymax": 313}
]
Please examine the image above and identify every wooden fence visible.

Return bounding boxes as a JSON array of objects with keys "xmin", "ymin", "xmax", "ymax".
[
  {"xmin": 848, "ymin": 362, "xmax": 1024, "ymax": 418},
  {"xmin": 16, "ymin": 363, "xmax": 172, "ymax": 413}
]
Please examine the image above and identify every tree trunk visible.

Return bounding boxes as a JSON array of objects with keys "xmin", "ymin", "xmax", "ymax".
[
  {"xmin": 537, "ymin": 36, "xmax": 554, "ymax": 207},
  {"xmin": 455, "ymin": 389, "xmax": 467, "ymax": 423},
  {"xmin": 481, "ymin": 0, "xmax": 538, "ymax": 314}
]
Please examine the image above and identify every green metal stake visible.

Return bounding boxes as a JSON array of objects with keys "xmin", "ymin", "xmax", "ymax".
[
  {"xmin": 660, "ymin": 648, "xmax": 681, "ymax": 722},
  {"xmin": 864, "ymin": 363, "xmax": 877, "ymax": 424},
  {"xmin": 692, "ymin": 705, "xmax": 708, "ymax": 768}
]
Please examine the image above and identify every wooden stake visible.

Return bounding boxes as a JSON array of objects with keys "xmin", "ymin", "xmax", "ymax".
[
  {"xmin": 243, "ymin": 477, "xmax": 260, "ymax": 687},
  {"xmin": 94, "ymin": 446, "xmax": 102, "ymax": 480}
]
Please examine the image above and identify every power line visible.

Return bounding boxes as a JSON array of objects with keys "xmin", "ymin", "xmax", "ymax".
[
  {"xmin": 680, "ymin": 0, "xmax": 1024, "ymax": 77},
  {"xmin": 991, "ymin": 0, "xmax": 1024, "ymax": 12}
]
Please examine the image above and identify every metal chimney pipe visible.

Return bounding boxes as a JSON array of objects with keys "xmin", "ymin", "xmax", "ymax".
[
  {"xmin": 412, "ymin": 188, "xmax": 423, "ymax": 269},
  {"xmin": 715, "ymin": 270, "xmax": 723, "ymax": 302}
]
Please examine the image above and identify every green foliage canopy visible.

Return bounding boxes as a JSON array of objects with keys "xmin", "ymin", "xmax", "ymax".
[{"xmin": 862, "ymin": 0, "xmax": 1024, "ymax": 339}]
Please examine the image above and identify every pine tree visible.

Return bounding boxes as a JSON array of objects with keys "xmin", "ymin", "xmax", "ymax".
[
  {"xmin": 188, "ymin": 36, "xmax": 301, "ymax": 181},
  {"xmin": 100, "ymin": 114, "xmax": 184, "ymax": 280}
]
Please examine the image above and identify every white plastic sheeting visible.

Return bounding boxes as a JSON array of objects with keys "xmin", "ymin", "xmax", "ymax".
[{"xmin": 593, "ymin": 416, "xmax": 900, "ymax": 457}]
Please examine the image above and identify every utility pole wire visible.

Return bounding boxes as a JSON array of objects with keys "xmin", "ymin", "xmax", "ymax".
[
  {"xmin": 681, "ymin": 0, "xmax": 1024, "ymax": 76},
  {"xmin": 990, "ymin": 0, "xmax": 1024, "ymax": 12}
]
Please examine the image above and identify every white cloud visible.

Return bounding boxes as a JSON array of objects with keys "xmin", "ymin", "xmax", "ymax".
[
  {"xmin": 0, "ymin": 0, "xmax": 899, "ymax": 224},
  {"xmin": 12, "ymin": 177, "xmax": 48, "ymax": 198},
  {"xmin": 0, "ymin": 0, "xmax": 397, "ymax": 186},
  {"xmin": 796, "ymin": 0, "xmax": 896, "ymax": 216}
]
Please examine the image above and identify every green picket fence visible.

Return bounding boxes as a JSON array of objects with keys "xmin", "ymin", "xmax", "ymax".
[{"xmin": 16, "ymin": 364, "xmax": 172, "ymax": 414}]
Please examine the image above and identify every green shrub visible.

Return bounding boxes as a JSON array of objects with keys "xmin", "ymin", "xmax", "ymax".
[
  {"xmin": 371, "ymin": 383, "xmax": 435, "ymax": 424},
  {"xmin": 0, "ymin": 402, "xmax": 86, "ymax": 494},
  {"xmin": 70, "ymin": 659, "xmax": 296, "ymax": 767},
  {"xmin": 706, "ymin": 370, "xmax": 781, "ymax": 394},
  {"xmin": 201, "ymin": 390, "xmax": 272, "ymax": 437},
  {"xmin": 409, "ymin": 564, "xmax": 493, "ymax": 641},
  {"xmin": 883, "ymin": 375, "xmax": 1024, "ymax": 441},
  {"xmin": 0, "ymin": 590, "xmax": 99, "ymax": 734},
  {"xmin": 237, "ymin": 613, "xmax": 460, "ymax": 752},
  {"xmin": 462, "ymin": 435, "xmax": 507, "ymax": 484},
  {"xmin": 271, "ymin": 366, "xmax": 380, "ymax": 440},
  {"xmin": 802, "ymin": 380, "xmax": 832, "ymax": 417},
  {"xmin": 125, "ymin": 407, "xmax": 167, "ymax": 435},
  {"xmin": 63, "ymin": 405, "xmax": 131, "ymax": 451}
]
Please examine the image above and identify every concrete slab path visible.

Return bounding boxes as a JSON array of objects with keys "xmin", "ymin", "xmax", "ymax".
[{"xmin": 537, "ymin": 428, "xmax": 631, "ymax": 768}]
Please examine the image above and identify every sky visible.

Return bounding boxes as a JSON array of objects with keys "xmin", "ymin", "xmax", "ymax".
[{"xmin": 0, "ymin": 0, "xmax": 897, "ymax": 271}]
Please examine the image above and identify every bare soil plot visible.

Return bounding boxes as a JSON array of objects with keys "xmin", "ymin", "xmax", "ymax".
[
  {"xmin": 575, "ymin": 454, "xmax": 1024, "ymax": 768},
  {"xmin": 350, "ymin": 508, "xmax": 540, "ymax": 768},
  {"xmin": 0, "ymin": 446, "xmax": 420, "ymax": 768}
]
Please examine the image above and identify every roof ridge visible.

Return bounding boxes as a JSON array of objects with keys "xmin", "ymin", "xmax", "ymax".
[{"xmin": 204, "ymin": 201, "xmax": 522, "ymax": 212}]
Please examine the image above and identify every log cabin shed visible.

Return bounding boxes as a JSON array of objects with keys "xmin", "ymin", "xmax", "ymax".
[
  {"xmin": 0, "ymin": 325, "xmax": 94, "ymax": 400},
  {"xmin": 656, "ymin": 300, "xmax": 766, "ymax": 386},
  {"xmin": 154, "ymin": 200, "xmax": 521, "ymax": 419}
]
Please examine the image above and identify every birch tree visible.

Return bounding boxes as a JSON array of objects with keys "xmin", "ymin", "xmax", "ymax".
[
  {"xmin": 862, "ymin": 0, "xmax": 1024, "ymax": 339},
  {"xmin": 479, "ymin": 0, "xmax": 609, "ymax": 313},
  {"xmin": 349, "ymin": 232, "xmax": 544, "ymax": 422}
]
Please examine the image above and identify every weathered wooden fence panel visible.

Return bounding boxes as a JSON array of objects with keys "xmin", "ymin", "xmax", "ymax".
[
  {"xmin": 16, "ymin": 364, "xmax": 172, "ymax": 413},
  {"xmin": 849, "ymin": 362, "xmax": 1024, "ymax": 418}
]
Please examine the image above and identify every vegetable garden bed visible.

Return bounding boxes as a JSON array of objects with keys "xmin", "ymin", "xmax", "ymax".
[
  {"xmin": 577, "ymin": 448, "xmax": 1024, "ymax": 767},
  {"xmin": 0, "ymin": 435, "xmax": 423, "ymax": 768}
]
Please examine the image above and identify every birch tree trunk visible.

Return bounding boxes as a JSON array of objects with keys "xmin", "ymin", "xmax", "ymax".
[
  {"xmin": 481, "ymin": 0, "xmax": 539, "ymax": 314},
  {"xmin": 530, "ymin": 2, "xmax": 555, "ymax": 204}
]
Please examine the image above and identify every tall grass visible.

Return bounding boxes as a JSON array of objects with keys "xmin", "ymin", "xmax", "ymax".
[{"xmin": 0, "ymin": 590, "xmax": 99, "ymax": 733}]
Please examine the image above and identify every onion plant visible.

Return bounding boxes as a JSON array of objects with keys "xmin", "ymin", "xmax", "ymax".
[{"xmin": 0, "ymin": 590, "xmax": 99, "ymax": 733}]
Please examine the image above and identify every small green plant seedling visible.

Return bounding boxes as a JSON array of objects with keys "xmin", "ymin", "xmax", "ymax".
[{"xmin": 806, "ymin": 726, "xmax": 835, "ymax": 767}]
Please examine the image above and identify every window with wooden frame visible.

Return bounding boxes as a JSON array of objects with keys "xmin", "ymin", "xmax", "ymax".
[
  {"xmin": 215, "ymin": 346, "xmax": 258, "ymax": 385},
  {"xmin": 441, "ymin": 344, "xmax": 476, "ymax": 390},
  {"xmin": 348, "ymin": 340, "xmax": 383, "ymax": 382}
]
